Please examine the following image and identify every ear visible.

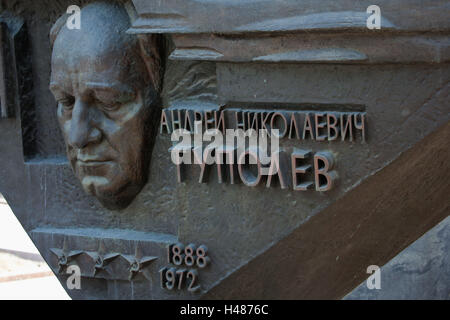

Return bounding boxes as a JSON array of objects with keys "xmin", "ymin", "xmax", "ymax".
[
  {"xmin": 124, "ymin": 1, "xmax": 162, "ymax": 93},
  {"xmin": 49, "ymin": 13, "xmax": 69, "ymax": 50}
]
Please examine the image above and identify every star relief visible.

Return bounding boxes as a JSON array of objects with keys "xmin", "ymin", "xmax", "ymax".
[
  {"xmin": 49, "ymin": 237, "xmax": 83, "ymax": 274},
  {"xmin": 85, "ymin": 240, "xmax": 120, "ymax": 277},
  {"xmin": 122, "ymin": 243, "xmax": 158, "ymax": 281}
]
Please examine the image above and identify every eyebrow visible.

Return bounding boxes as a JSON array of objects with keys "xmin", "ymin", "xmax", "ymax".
[
  {"xmin": 49, "ymin": 81, "xmax": 135, "ymax": 97},
  {"xmin": 85, "ymin": 82, "xmax": 134, "ymax": 95}
]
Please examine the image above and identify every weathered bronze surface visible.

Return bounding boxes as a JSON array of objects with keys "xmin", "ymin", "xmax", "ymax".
[{"xmin": 0, "ymin": 0, "xmax": 448, "ymax": 300}]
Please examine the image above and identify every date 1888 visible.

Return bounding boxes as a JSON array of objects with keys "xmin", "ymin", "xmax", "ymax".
[{"xmin": 160, "ymin": 243, "xmax": 210, "ymax": 293}]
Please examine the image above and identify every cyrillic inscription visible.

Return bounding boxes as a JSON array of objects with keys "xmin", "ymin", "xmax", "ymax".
[
  {"xmin": 161, "ymin": 108, "xmax": 366, "ymax": 142},
  {"xmin": 162, "ymin": 106, "xmax": 365, "ymax": 192}
]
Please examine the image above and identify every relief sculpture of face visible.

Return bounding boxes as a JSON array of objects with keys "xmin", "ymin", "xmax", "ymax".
[{"xmin": 49, "ymin": 2, "xmax": 160, "ymax": 210}]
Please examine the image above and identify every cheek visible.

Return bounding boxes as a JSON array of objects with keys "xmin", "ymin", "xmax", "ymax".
[
  {"xmin": 111, "ymin": 118, "xmax": 146, "ymax": 164},
  {"xmin": 106, "ymin": 102, "xmax": 147, "ymax": 146},
  {"xmin": 57, "ymin": 105, "xmax": 68, "ymax": 127},
  {"xmin": 57, "ymin": 116, "xmax": 71, "ymax": 142}
]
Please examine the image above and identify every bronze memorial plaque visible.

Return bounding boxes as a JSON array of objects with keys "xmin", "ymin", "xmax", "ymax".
[{"xmin": 0, "ymin": 0, "xmax": 448, "ymax": 301}]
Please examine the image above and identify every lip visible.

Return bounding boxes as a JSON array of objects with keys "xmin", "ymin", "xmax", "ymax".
[
  {"xmin": 76, "ymin": 158, "xmax": 113, "ymax": 165},
  {"xmin": 76, "ymin": 152, "xmax": 112, "ymax": 162}
]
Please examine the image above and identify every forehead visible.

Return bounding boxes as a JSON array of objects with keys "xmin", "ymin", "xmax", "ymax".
[
  {"xmin": 51, "ymin": 45, "xmax": 135, "ymax": 88},
  {"xmin": 50, "ymin": 9, "xmax": 141, "ymax": 92}
]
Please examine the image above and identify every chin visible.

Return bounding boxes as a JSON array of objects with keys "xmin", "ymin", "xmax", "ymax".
[
  {"xmin": 96, "ymin": 194, "xmax": 134, "ymax": 211},
  {"xmin": 80, "ymin": 173, "xmax": 145, "ymax": 211}
]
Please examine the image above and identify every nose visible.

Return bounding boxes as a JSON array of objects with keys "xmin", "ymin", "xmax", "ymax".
[{"xmin": 68, "ymin": 99, "xmax": 102, "ymax": 149}]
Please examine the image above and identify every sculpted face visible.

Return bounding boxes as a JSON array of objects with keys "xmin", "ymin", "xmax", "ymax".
[{"xmin": 49, "ymin": 3, "xmax": 159, "ymax": 210}]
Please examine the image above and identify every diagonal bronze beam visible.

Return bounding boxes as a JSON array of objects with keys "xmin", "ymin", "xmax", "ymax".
[{"xmin": 204, "ymin": 121, "xmax": 450, "ymax": 299}]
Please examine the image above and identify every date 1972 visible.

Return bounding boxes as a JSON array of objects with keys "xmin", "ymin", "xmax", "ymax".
[{"xmin": 160, "ymin": 243, "xmax": 210, "ymax": 293}]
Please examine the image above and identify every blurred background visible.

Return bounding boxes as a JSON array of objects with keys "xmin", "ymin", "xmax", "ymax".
[{"xmin": 0, "ymin": 193, "xmax": 70, "ymax": 300}]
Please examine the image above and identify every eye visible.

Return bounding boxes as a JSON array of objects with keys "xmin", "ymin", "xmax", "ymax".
[
  {"xmin": 58, "ymin": 96, "xmax": 75, "ymax": 110},
  {"xmin": 95, "ymin": 99, "xmax": 121, "ymax": 112},
  {"xmin": 92, "ymin": 89, "xmax": 133, "ymax": 113}
]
